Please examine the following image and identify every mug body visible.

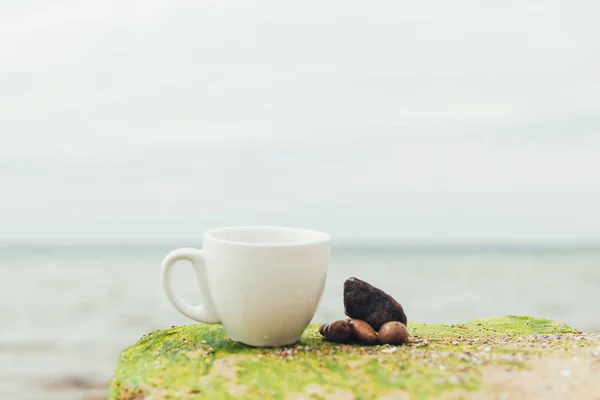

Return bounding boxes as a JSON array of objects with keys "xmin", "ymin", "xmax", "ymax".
[{"xmin": 203, "ymin": 226, "xmax": 330, "ymax": 346}]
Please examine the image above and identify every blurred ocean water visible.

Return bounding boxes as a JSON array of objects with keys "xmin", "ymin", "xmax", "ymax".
[{"xmin": 1, "ymin": 245, "xmax": 599, "ymax": 399}]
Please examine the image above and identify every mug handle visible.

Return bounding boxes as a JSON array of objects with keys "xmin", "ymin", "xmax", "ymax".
[{"xmin": 161, "ymin": 248, "xmax": 221, "ymax": 323}]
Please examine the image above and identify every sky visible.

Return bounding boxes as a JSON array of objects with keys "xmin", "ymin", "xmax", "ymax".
[{"xmin": 1, "ymin": 0, "xmax": 600, "ymax": 244}]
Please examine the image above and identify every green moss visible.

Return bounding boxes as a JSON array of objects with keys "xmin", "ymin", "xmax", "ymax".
[
  {"xmin": 110, "ymin": 316, "xmax": 581, "ymax": 400},
  {"xmin": 410, "ymin": 315, "xmax": 574, "ymax": 339}
]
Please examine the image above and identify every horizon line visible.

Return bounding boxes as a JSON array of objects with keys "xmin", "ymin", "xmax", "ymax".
[{"xmin": 2, "ymin": 240, "xmax": 600, "ymax": 251}]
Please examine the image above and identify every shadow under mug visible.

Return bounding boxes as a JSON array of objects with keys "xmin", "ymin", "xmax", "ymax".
[{"xmin": 161, "ymin": 226, "xmax": 330, "ymax": 347}]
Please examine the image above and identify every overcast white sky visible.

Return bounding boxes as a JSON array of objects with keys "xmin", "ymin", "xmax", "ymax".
[{"xmin": 1, "ymin": 0, "xmax": 599, "ymax": 244}]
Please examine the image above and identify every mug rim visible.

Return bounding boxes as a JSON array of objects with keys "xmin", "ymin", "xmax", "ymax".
[{"xmin": 204, "ymin": 226, "xmax": 330, "ymax": 247}]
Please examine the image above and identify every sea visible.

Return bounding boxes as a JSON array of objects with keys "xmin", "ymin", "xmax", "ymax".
[{"xmin": 1, "ymin": 245, "xmax": 599, "ymax": 399}]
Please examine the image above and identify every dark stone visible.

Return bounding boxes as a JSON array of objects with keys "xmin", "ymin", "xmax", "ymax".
[{"xmin": 343, "ymin": 277, "xmax": 407, "ymax": 330}]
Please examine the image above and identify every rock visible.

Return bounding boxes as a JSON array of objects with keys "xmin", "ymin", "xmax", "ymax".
[
  {"xmin": 349, "ymin": 319, "xmax": 378, "ymax": 345},
  {"xmin": 43, "ymin": 377, "xmax": 108, "ymax": 390},
  {"xmin": 320, "ymin": 320, "xmax": 352, "ymax": 343},
  {"xmin": 378, "ymin": 321, "xmax": 409, "ymax": 345},
  {"xmin": 343, "ymin": 277, "xmax": 407, "ymax": 330},
  {"xmin": 111, "ymin": 316, "xmax": 582, "ymax": 399}
]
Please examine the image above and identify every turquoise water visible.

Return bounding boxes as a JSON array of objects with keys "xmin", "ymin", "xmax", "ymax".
[{"xmin": 1, "ymin": 245, "xmax": 599, "ymax": 399}]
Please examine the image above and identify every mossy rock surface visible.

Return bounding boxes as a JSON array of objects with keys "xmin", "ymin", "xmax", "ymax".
[{"xmin": 110, "ymin": 316, "xmax": 600, "ymax": 399}]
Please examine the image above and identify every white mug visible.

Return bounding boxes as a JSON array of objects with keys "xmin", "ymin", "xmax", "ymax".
[{"xmin": 161, "ymin": 226, "xmax": 330, "ymax": 347}]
